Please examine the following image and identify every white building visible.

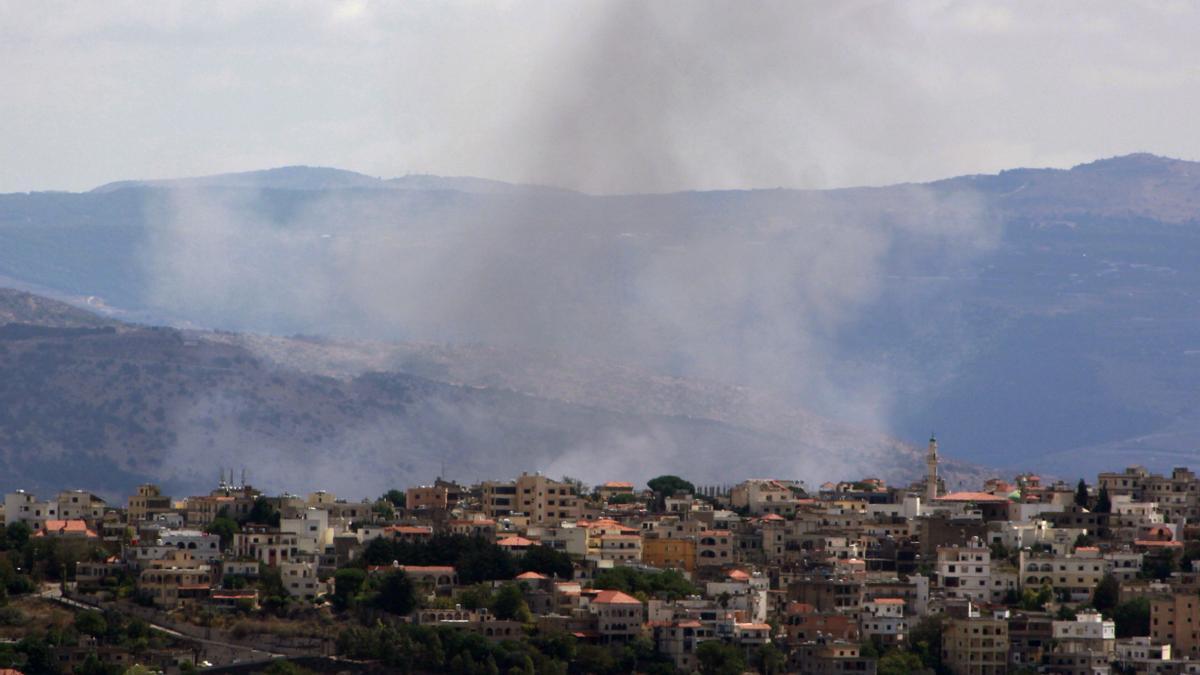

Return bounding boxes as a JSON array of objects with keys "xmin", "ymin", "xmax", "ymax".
[
  {"xmin": 860, "ymin": 598, "xmax": 907, "ymax": 645},
  {"xmin": 281, "ymin": 508, "xmax": 331, "ymax": 555},
  {"xmin": 280, "ymin": 560, "xmax": 326, "ymax": 601},
  {"xmin": 3, "ymin": 491, "xmax": 58, "ymax": 528}
]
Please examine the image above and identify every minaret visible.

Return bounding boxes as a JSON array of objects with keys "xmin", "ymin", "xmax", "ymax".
[{"xmin": 926, "ymin": 434, "xmax": 939, "ymax": 503}]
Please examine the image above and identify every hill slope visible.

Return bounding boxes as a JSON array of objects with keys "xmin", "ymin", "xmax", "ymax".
[
  {"xmin": 3, "ymin": 155, "xmax": 1200, "ymax": 481},
  {"xmin": 0, "ymin": 290, "xmax": 983, "ymax": 498}
]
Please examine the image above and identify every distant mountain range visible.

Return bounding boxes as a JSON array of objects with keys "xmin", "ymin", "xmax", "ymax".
[{"xmin": 3, "ymin": 154, "xmax": 1200, "ymax": 494}]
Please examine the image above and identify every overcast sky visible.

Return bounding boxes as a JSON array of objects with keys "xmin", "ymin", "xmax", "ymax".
[{"xmin": 2, "ymin": 1, "xmax": 1199, "ymax": 194}]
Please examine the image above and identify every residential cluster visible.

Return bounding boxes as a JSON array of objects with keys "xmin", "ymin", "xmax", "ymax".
[{"xmin": 4, "ymin": 438, "xmax": 1200, "ymax": 673}]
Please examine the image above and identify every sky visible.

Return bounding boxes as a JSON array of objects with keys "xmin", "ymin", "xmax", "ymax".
[{"xmin": 2, "ymin": 1, "xmax": 1200, "ymax": 194}]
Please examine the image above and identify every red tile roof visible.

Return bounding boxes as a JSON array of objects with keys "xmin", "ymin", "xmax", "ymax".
[
  {"xmin": 935, "ymin": 491, "xmax": 1009, "ymax": 503},
  {"xmin": 592, "ymin": 590, "xmax": 643, "ymax": 605},
  {"xmin": 497, "ymin": 536, "xmax": 536, "ymax": 547}
]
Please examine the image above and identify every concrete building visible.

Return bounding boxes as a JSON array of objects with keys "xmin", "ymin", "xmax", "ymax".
[
  {"xmin": 127, "ymin": 484, "xmax": 173, "ymax": 524},
  {"xmin": 941, "ymin": 607, "xmax": 1009, "ymax": 675},
  {"xmin": 1151, "ymin": 593, "xmax": 1200, "ymax": 660}
]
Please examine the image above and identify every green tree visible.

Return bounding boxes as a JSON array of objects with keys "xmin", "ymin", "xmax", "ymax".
[
  {"xmin": 908, "ymin": 615, "xmax": 945, "ymax": 671},
  {"xmin": 1113, "ymin": 598, "xmax": 1150, "ymax": 638},
  {"xmin": 752, "ymin": 643, "xmax": 786, "ymax": 675},
  {"xmin": 457, "ymin": 583, "xmax": 494, "ymax": 611},
  {"xmin": 333, "ymin": 568, "xmax": 366, "ymax": 611},
  {"xmin": 1092, "ymin": 574, "xmax": 1120, "ymax": 612},
  {"xmin": 374, "ymin": 570, "xmax": 416, "ymax": 616},
  {"xmin": 246, "ymin": 497, "xmax": 281, "ymax": 527},
  {"xmin": 1095, "ymin": 484, "xmax": 1112, "ymax": 513},
  {"xmin": 647, "ymin": 475, "xmax": 695, "ymax": 497},
  {"xmin": 73, "ymin": 609, "xmax": 108, "ymax": 638},
  {"xmin": 372, "ymin": 499, "xmax": 396, "ymax": 521},
  {"xmin": 696, "ymin": 641, "xmax": 745, "ymax": 675},
  {"xmin": 879, "ymin": 649, "xmax": 924, "ymax": 675},
  {"xmin": 1075, "ymin": 479, "xmax": 1089, "ymax": 508},
  {"xmin": 519, "ymin": 546, "xmax": 573, "ymax": 580},
  {"xmin": 383, "ymin": 489, "xmax": 407, "ymax": 508},
  {"xmin": 205, "ymin": 516, "xmax": 240, "ymax": 550},
  {"xmin": 492, "ymin": 584, "xmax": 532, "ymax": 623},
  {"xmin": 3, "ymin": 522, "xmax": 30, "ymax": 550}
]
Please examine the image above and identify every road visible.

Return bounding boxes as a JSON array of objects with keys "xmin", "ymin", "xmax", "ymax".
[{"xmin": 40, "ymin": 584, "xmax": 286, "ymax": 665}]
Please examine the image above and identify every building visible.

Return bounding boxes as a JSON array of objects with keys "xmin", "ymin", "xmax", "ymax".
[
  {"xmin": 942, "ymin": 607, "xmax": 1009, "ymax": 675},
  {"xmin": 128, "ymin": 484, "xmax": 173, "ymax": 524},
  {"xmin": 514, "ymin": 473, "xmax": 582, "ymax": 526},
  {"xmin": 598, "ymin": 534, "xmax": 642, "ymax": 563},
  {"xmin": 406, "ymin": 479, "xmax": 465, "ymax": 511},
  {"xmin": 589, "ymin": 590, "xmax": 644, "ymax": 643},
  {"xmin": 730, "ymin": 479, "xmax": 802, "ymax": 516},
  {"xmin": 481, "ymin": 480, "xmax": 518, "ymax": 518},
  {"xmin": 597, "ymin": 482, "xmax": 636, "ymax": 502},
  {"xmin": 1150, "ymin": 593, "xmax": 1200, "ymax": 660},
  {"xmin": 3, "ymin": 490, "xmax": 58, "ymax": 528},
  {"xmin": 56, "ymin": 491, "xmax": 107, "ymax": 523},
  {"xmin": 936, "ymin": 538, "xmax": 1014, "ymax": 603},
  {"xmin": 138, "ymin": 551, "xmax": 212, "ymax": 609},
  {"xmin": 696, "ymin": 530, "xmax": 734, "ymax": 567},
  {"xmin": 642, "ymin": 535, "xmax": 697, "ymax": 572},
  {"xmin": 859, "ymin": 598, "xmax": 906, "ymax": 647}
]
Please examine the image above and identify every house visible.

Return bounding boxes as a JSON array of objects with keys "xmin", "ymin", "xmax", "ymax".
[{"xmin": 588, "ymin": 590, "xmax": 644, "ymax": 643}]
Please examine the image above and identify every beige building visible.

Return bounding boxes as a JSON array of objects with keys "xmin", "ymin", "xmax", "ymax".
[
  {"xmin": 697, "ymin": 529, "xmax": 734, "ymax": 567},
  {"xmin": 642, "ymin": 536, "xmax": 696, "ymax": 572},
  {"xmin": 598, "ymin": 534, "xmax": 642, "ymax": 563},
  {"xmin": 730, "ymin": 479, "xmax": 801, "ymax": 516},
  {"xmin": 513, "ymin": 473, "xmax": 583, "ymax": 525},
  {"xmin": 128, "ymin": 484, "xmax": 173, "ymax": 524},
  {"xmin": 589, "ymin": 590, "xmax": 644, "ymax": 643},
  {"xmin": 138, "ymin": 550, "xmax": 212, "ymax": 609},
  {"xmin": 1151, "ymin": 593, "xmax": 1200, "ymax": 660},
  {"xmin": 942, "ymin": 608, "xmax": 1009, "ymax": 675}
]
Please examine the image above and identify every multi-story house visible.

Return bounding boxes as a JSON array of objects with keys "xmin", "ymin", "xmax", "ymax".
[
  {"xmin": 942, "ymin": 607, "xmax": 1009, "ymax": 675},
  {"xmin": 1150, "ymin": 592, "xmax": 1200, "ymax": 660},
  {"xmin": 127, "ymin": 484, "xmax": 173, "ymax": 524}
]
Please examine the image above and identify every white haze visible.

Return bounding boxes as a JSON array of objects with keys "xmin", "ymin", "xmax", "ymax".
[{"xmin": 129, "ymin": 2, "xmax": 1018, "ymax": 493}]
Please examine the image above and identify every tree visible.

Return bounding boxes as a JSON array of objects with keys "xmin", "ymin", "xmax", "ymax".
[
  {"xmin": 492, "ymin": 584, "xmax": 532, "ymax": 623},
  {"xmin": 246, "ymin": 497, "xmax": 281, "ymax": 527},
  {"xmin": 752, "ymin": 643, "xmax": 786, "ymax": 675},
  {"xmin": 878, "ymin": 649, "xmax": 924, "ymax": 675},
  {"xmin": 333, "ymin": 568, "xmax": 366, "ymax": 611},
  {"xmin": 1092, "ymin": 574, "xmax": 1120, "ymax": 612},
  {"xmin": 457, "ymin": 583, "xmax": 494, "ymax": 611},
  {"xmin": 1113, "ymin": 598, "xmax": 1150, "ymax": 638},
  {"xmin": 374, "ymin": 570, "xmax": 416, "ymax": 616},
  {"xmin": 1075, "ymin": 479, "xmax": 1089, "ymax": 508},
  {"xmin": 1095, "ymin": 484, "xmax": 1112, "ymax": 513},
  {"xmin": 520, "ymin": 546, "xmax": 573, "ymax": 580},
  {"xmin": 372, "ymin": 499, "xmax": 396, "ymax": 521},
  {"xmin": 205, "ymin": 516, "xmax": 240, "ymax": 550},
  {"xmin": 696, "ymin": 640, "xmax": 745, "ymax": 675},
  {"xmin": 647, "ymin": 475, "xmax": 695, "ymax": 497},
  {"xmin": 73, "ymin": 610, "xmax": 107, "ymax": 638},
  {"xmin": 908, "ymin": 615, "xmax": 945, "ymax": 671},
  {"xmin": 3, "ymin": 522, "xmax": 30, "ymax": 550},
  {"xmin": 383, "ymin": 490, "xmax": 407, "ymax": 509}
]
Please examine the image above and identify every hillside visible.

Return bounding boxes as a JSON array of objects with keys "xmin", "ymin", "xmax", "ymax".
[
  {"xmin": 0, "ymin": 290, "xmax": 985, "ymax": 498},
  {"xmin": 3, "ymin": 155, "xmax": 1200, "ymax": 482}
]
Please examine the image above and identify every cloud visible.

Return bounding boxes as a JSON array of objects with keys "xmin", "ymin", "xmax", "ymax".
[{"xmin": 3, "ymin": 2, "xmax": 1200, "ymax": 192}]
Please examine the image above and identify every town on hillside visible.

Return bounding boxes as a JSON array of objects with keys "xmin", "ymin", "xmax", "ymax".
[{"xmin": 0, "ymin": 439, "xmax": 1198, "ymax": 674}]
